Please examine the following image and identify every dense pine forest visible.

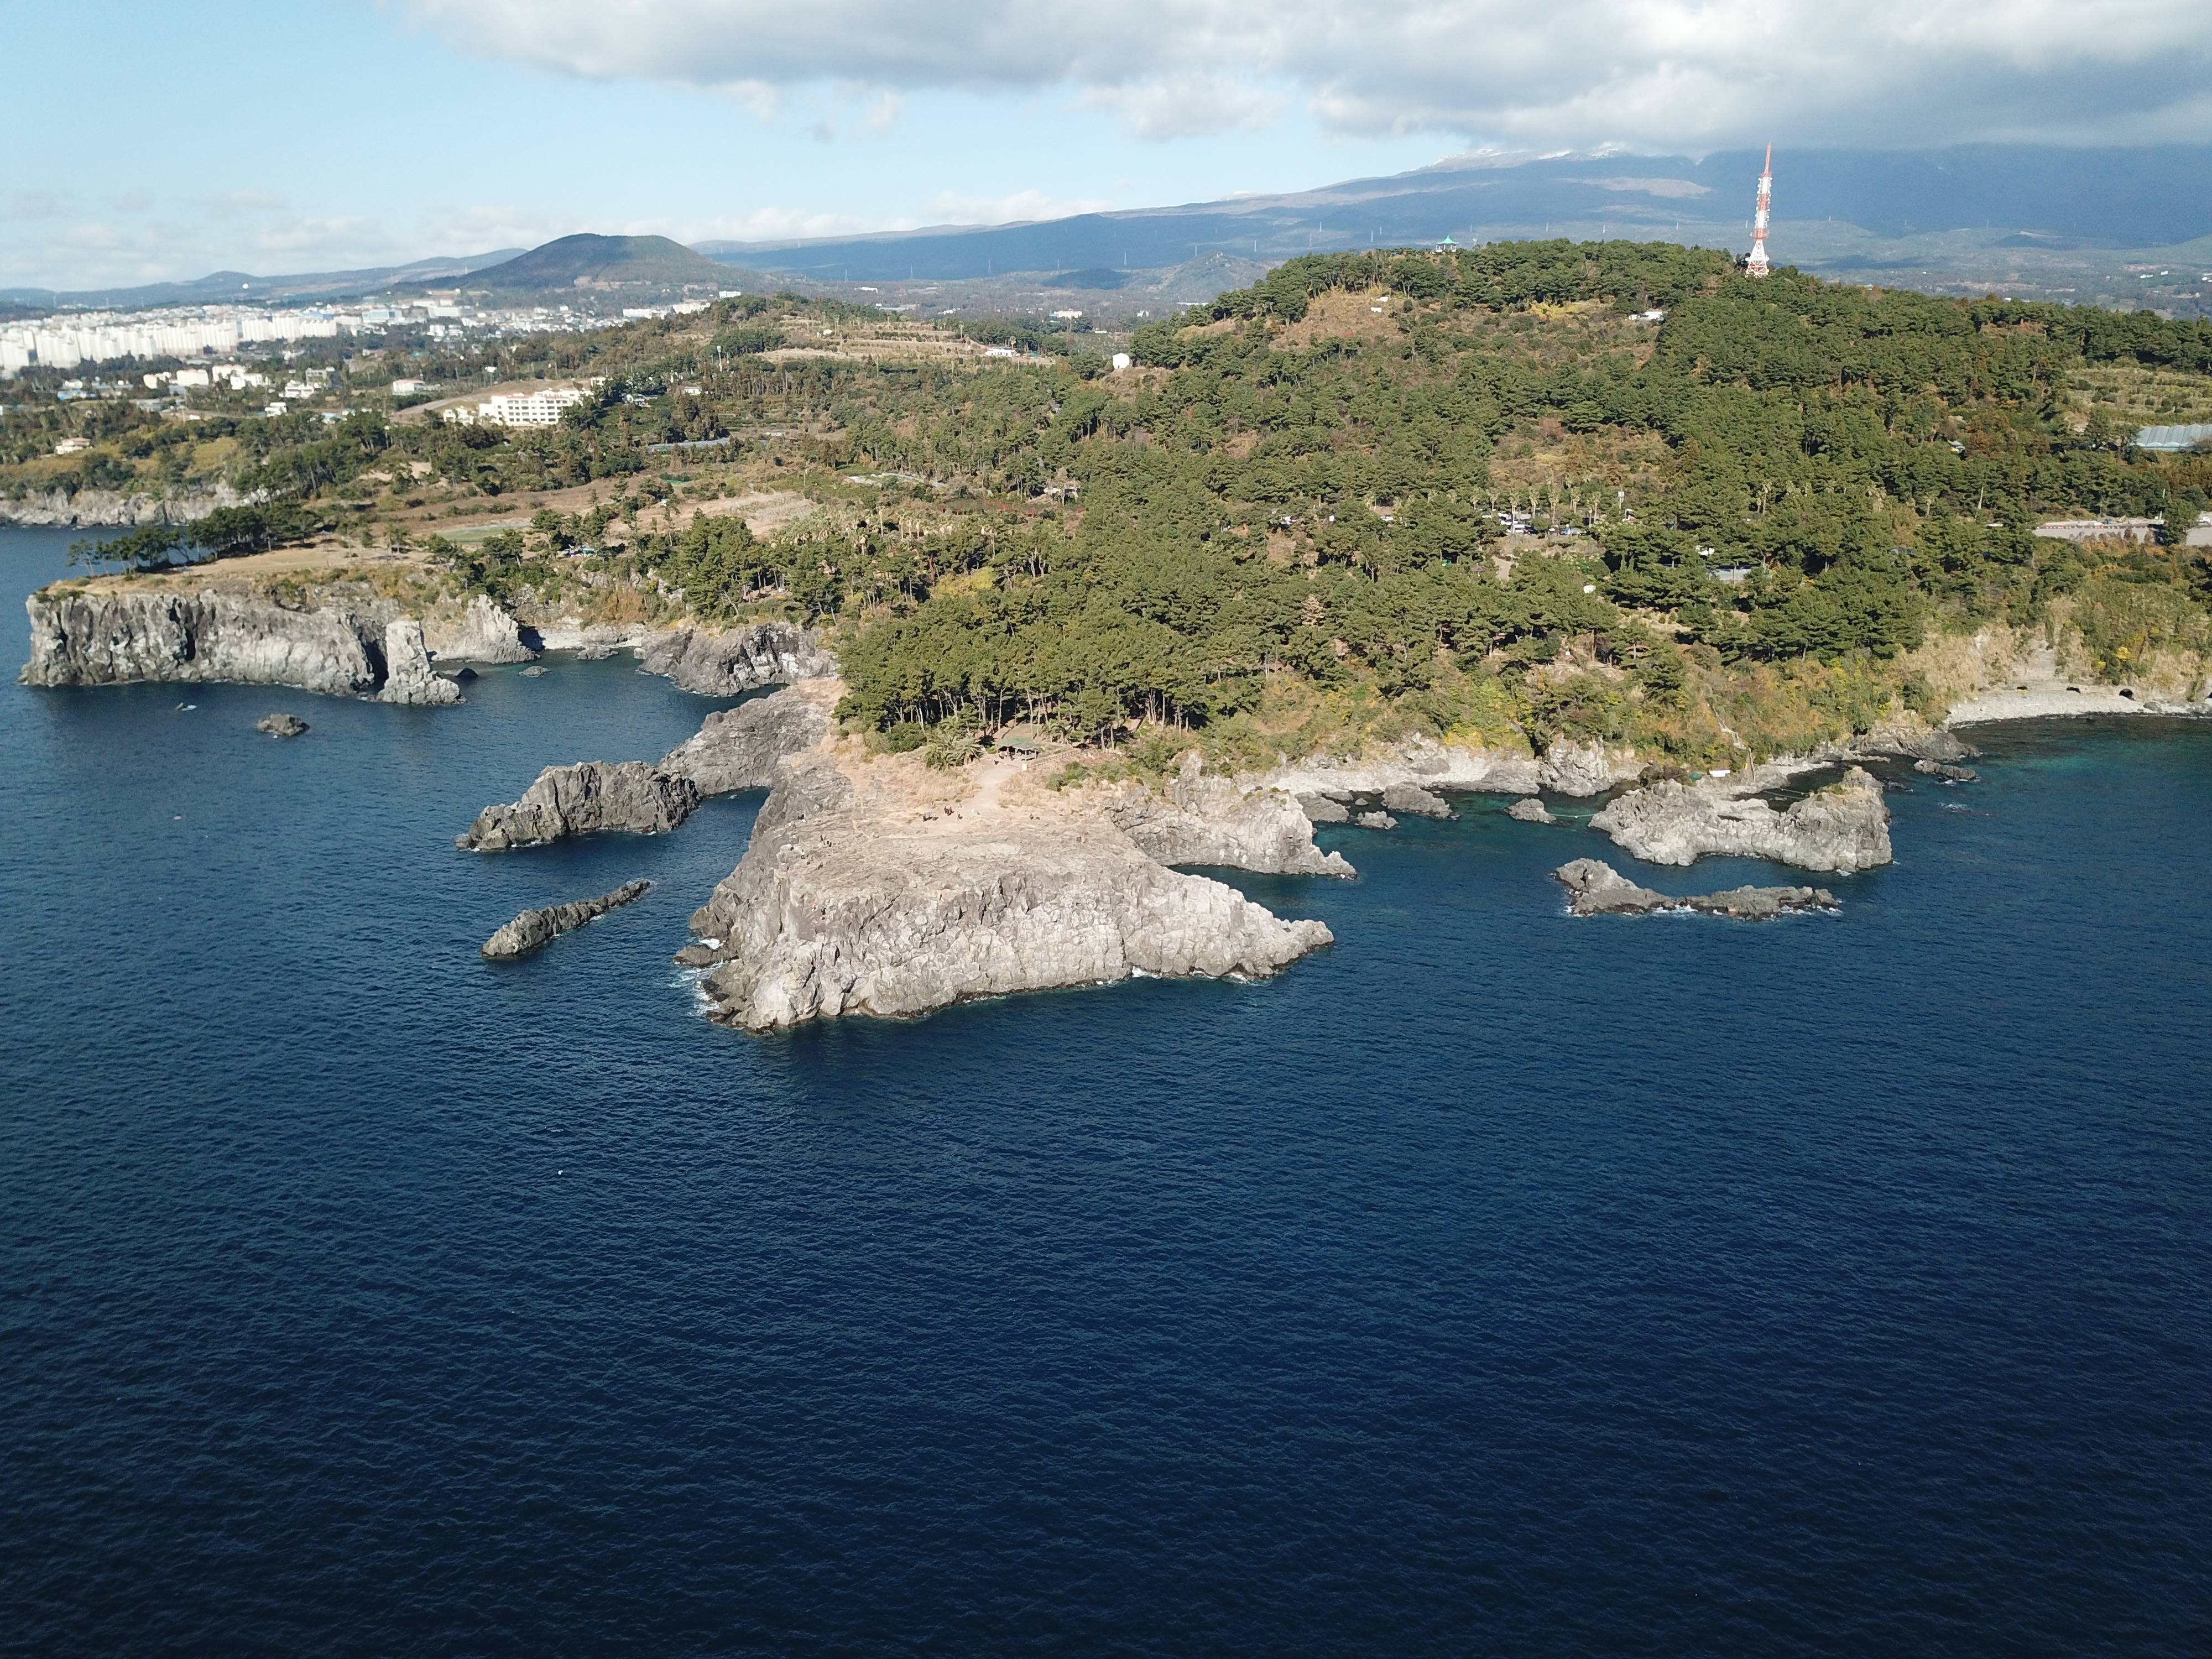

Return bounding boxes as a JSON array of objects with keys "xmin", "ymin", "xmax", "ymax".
[{"xmin": 18, "ymin": 241, "xmax": 2212, "ymax": 766}]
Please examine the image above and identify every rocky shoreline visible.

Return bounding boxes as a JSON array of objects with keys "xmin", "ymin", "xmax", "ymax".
[
  {"xmin": 1262, "ymin": 734, "xmax": 1636, "ymax": 801},
  {"xmin": 19, "ymin": 582, "xmax": 836, "ymax": 709}
]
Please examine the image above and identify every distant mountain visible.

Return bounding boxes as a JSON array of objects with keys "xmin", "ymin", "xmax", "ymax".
[
  {"xmin": 697, "ymin": 145, "xmax": 2212, "ymax": 284},
  {"xmin": 1, "ymin": 250, "xmax": 525, "ymax": 311},
  {"xmin": 443, "ymin": 233, "xmax": 739, "ymax": 296}
]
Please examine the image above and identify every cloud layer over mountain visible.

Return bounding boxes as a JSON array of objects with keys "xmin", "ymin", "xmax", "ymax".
[{"xmin": 408, "ymin": 0, "xmax": 2212, "ymax": 148}]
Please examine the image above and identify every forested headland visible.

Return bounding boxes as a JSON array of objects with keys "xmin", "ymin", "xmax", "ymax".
[{"xmin": 21, "ymin": 241, "xmax": 2212, "ymax": 770}]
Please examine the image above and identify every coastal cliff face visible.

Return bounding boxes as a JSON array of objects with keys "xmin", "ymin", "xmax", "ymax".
[
  {"xmin": 22, "ymin": 586, "xmax": 470, "ymax": 704},
  {"xmin": 1107, "ymin": 754, "xmax": 1354, "ymax": 877},
  {"xmin": 639, "ymin": 623, "xmax": 836, "ymax": 695},
  {"xmin": 1591, "ymin": 767, "xmax": 1893, "ymax": 873},
  {"xmin": 457, "ymin": 761, "xmax": 700, "ymax": 851},
  {"xmin": 684, "ymin": 751, "xmax": 1333, "ymax": 1032},
  {"xmin": 659, "ymin": 680, "xmax": 836, "ymax": 796},
  {"xmin": 0, "ymin": 484, "xmax": 252, "ymax": 528},
  {"xmin": 23, "ymin": 587, "xmax": 387, "ymax": 696}
]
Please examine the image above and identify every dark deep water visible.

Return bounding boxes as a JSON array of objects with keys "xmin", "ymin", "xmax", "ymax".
[{"xmin": 2, "ymin": 525, "xmax": 2208, "ymax": 1657}]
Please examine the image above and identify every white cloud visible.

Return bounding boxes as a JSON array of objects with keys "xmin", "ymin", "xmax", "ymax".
[
  {"xmin": 863, "ymin": 91, "xmax": 904, "ymax": 134},
  {"xmin": 922, "ymin": 188, "xmax": 1114, "ymax": 227},
  {"xmin": 401, "ymin": 0, "xmax": 2212, "ymax": 149},
  {"xmin": 1081, "ymin": 75, "xmax": 1277, "ymax": 142},
  {"xmin": 687, "ymin": 206, "xmax": 878, "ymax": 242}
]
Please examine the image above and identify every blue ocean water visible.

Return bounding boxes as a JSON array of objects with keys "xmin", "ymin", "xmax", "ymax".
[{"xmin": 2, "ymin": 524, "xmax": 2208, "ymax": 1657}]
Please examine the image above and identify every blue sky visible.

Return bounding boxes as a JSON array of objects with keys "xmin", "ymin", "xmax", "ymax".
[
  {"xmin": 2, "ymin": 1, "xmax": 1448, "ymax": 290},
  {"xmin": 8, "ymin": 0, "xmax": 2210, "ymax": 291}
]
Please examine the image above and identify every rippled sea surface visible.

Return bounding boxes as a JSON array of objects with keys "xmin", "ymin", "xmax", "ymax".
[{"xmin": 3, "ymin": 525, "xmax": 2209, "ymax": 1656}]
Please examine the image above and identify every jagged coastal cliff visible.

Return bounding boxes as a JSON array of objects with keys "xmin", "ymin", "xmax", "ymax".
[
  {"xmin": 20, "ymin": 587, "xmax": 460, "ymax": 704},
  {"xmin": 19, "ymin": 581, "xmax": 828, "ymax": 710}
]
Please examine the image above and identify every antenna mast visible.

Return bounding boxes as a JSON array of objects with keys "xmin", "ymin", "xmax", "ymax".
[{"xmin": 1746, "ymin": 144, "xmax": 1773, "ymax": 277}]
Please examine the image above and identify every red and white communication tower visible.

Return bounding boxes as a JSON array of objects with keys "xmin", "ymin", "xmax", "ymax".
[{"xmin": 1746, "ymin": 144, "xmax": 1774, "ymax": 277}]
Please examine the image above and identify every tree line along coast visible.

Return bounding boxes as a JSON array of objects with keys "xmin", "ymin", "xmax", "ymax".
[
  {"xmin": 17, "ymin": 239, "xmax": 2212, "ymax": 1025},
  {"xmin": 18, "ymin": 239, "xmax": 2212, "ymax": 766}
]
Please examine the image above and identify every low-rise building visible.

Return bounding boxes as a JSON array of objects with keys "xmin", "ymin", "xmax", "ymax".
[{"xmin": 446, "ymin": 386, "xmax": 587, "ymax": 427}]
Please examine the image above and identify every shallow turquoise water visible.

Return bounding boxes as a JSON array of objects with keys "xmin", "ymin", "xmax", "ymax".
[{"xmin": 3, "ymin": 525, "xmax": 2208, "ymax": 1655}]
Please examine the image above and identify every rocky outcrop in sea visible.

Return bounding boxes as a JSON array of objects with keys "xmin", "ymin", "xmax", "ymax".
[
  {"xmin": 424, "ymin": 594, "xmax": 538, "ymax": 665},
  {"xmin": 1846, "ymin": 722, "xmax": 1978, "ymax": 765},
  {"xmin": 257, "ymin": 713, "xmax": 309, "ymax": 738},
  {"xmin": 1382, "ymin": 783, "xmax": 1453, "ymax": 818},
  {"xmin": 1506, "ymin": 797, "xmax": 1556, "ymax": 823},
  {"xmin": 1107, "ymin": 754, "xmax": 1354, "ymax": 877},
  {"xmin": 1914, "ymin": 758, "xmax": 1979, "ymax": 782},
  {"xmin": 682, "ymin": 753, "xmax": 1332, "ymax": 1031},
  {"xmin": 659, "ymin": 681, "xmax": 836, "ymax": 796},
  {"xmin": 1552, "ymin": 858, "xmax": 1839, "ymax": 919},
  {"xmin": 638, "ymin": 623, "xmax": 835, "ymax": 695},
  {"xmin": 377, "ymin": 619, "xmax": 463, "ymax": 706},
  {"xmin": 1590, "ymin": 766, "xmax": 1892, "ymax": 873},
  {"xmin": 482, "ymin": 880, "xmax": 651, "ymax": 959},
  {"xmin": 457, "ymin": 761, "xmax": 700, "ymax": 851}
]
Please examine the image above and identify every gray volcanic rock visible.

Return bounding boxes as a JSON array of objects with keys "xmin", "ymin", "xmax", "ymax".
[
  {"xmin": 257, "ymin": 712, "xmax": 309, "ymax": 738},
  {"xmin": 1355, "ymin": 811, "xmax": 1397, "ymax": 830},
  {"xmin": 1265, "ymin": 734, "xmax": 1638, "ymax": 805},
  {"xmin": 659, "ymin": 682, "xmax": 833, "ymax": 797},
  {"xmin": 1553, "ymin": 858, "xmax": 1838, "ymax": 919},
  {"xmin": 1109, "ymin": 754, "xmax": 1353, "ymax": 877},
  {"xmin": 1913, "ymin": 758, "xmax": 1979, "ymax": 782},
  {"xmin": 639, "ymin": 623, "xmax": 834, "ymax": 695},
  {"xmin": 1848, "ymin": 722, "xmax": 1977, "ymax": 764},
  {"xmin": 1536, "ymin": 738, "xmax": 1625, "ymax": 796},
  {"xmin": 1590, "ymin": 766, "xmax": 1892, "ymax": 873},
  {"xmin": 458, "ymin": 760, "xmax": 700, "ymax": 851},
  {"xmin": 378, "ymin": 619, "xmax": 463, "ymax": 706},
  {"xmin": 23, "ymin": 588, "xmax": 384, "ymax": 696},
  {"xmin": 684, "ymin": 755, "xmax": 1332, "ymax": 1031},
  {"xmin": 0, "ymin": 483, "xmax": 252, "ymax": 527},
  {"xmin": 425, "ymin": 593, "xmax": 538, "ymax": 664},
  {"xmin": 1296, "ymin": 793, "xmax": 1350, "ymax": 825},
  {"xmin": 482, "ymin": 879, "xmax": 650, "ymax": 958},
  {"xmin": 1383, "ymin": 782, "xmax": 1453, "ymax": 818},
  {"xmin": 1506, "ymin": 797, "xmax": 1555, "ymax": 823}
]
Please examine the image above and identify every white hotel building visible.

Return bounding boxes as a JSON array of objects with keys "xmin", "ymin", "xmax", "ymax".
[{"xmin": 443, "ymin": 387, "xmax": 587, "ymax": 427}]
